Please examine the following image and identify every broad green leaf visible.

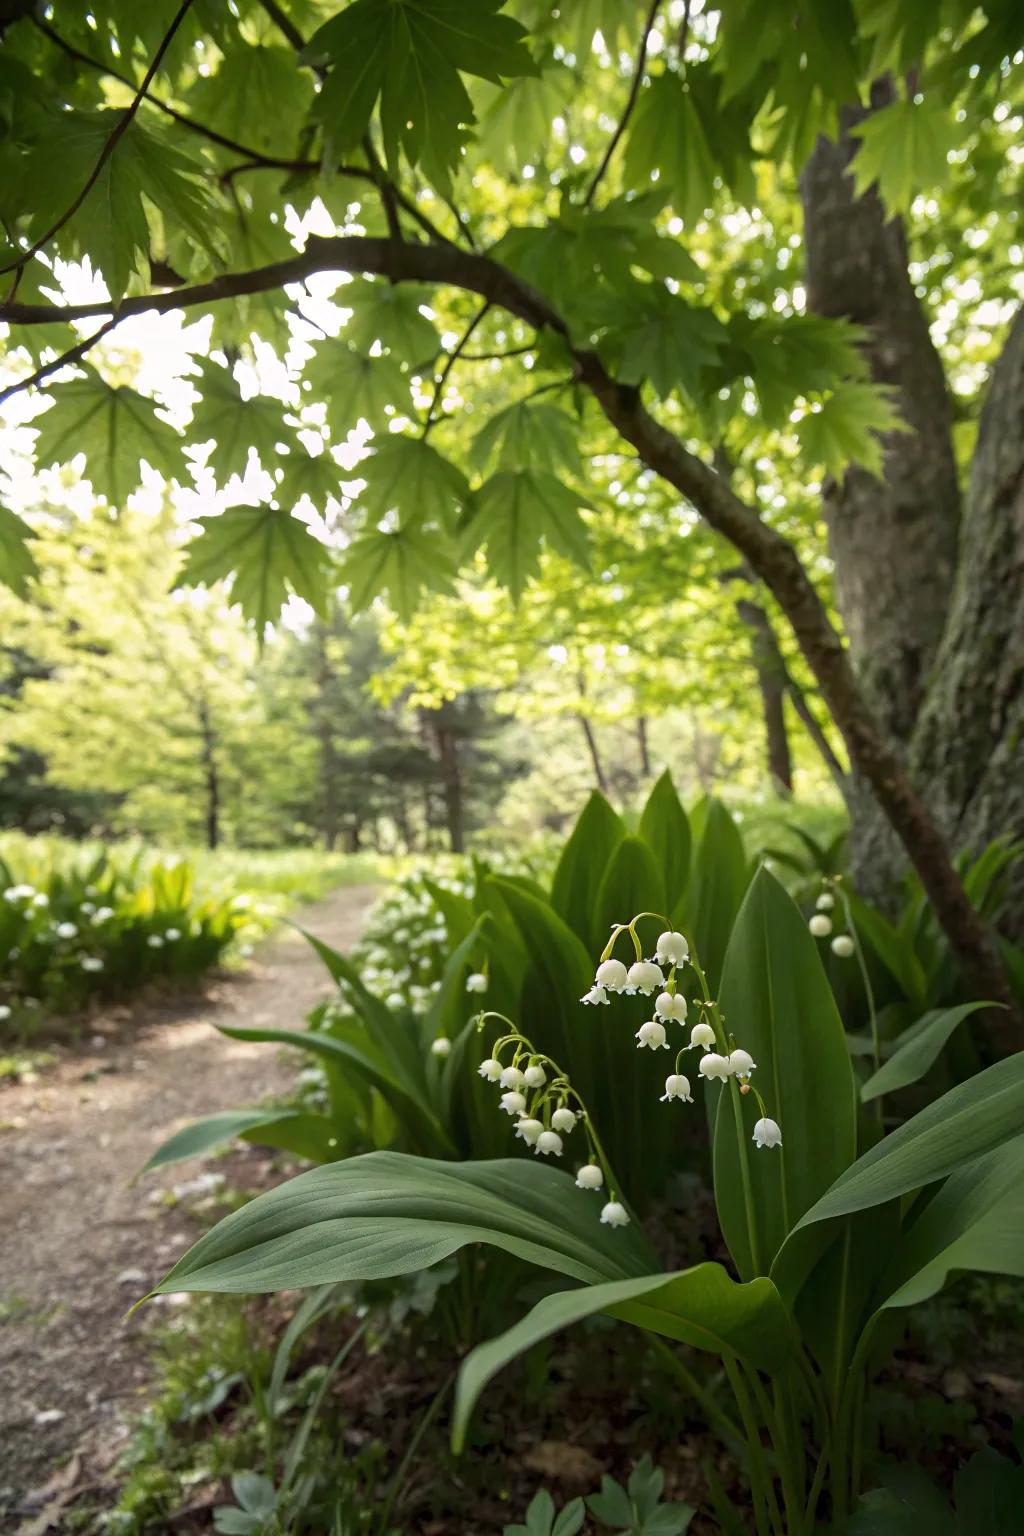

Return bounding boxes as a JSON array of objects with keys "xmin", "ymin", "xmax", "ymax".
[
  {"xmin": 341, "ymin": 280, "xmax": 441, "ymax": 363},
  {"xmin": 591, "ymin": 835, "xmax": 666, "ymax": 960},
  {"xmin": 846, "ymin": 891, "xmax": 927, "ymax": 1007},
  {"xmin": 873, "ymin": 1136, "xmax": 1024, "ymax": 1313},
  {"xmin": 355, "ymin": 435, "xmax": 469, "ymax": 534},
  {"xmin": 469, "ymin": 400, "xmax": 583, "ymax": 478},
  {"xmin": 343, "ymin": 523, "xmax": 457, "ymax": 620},
  {"xmin": 177, "ymin": 506, "xmax": 332, "ymax": 629},
  {"xmin": 0, "ymin": 505, "xmax": 39, "ymax": 597},
  {"xmin": 274, "ymin": 449, "xmax": 342, "ymax": 511},
  {"xmin": 550, "ymin": 791, "xmax": 626, "ymax": 946},
  {"xmin": 795, "ymin": 383, "xmax": 906, "ymax": 481},
  {"xmin": 454, "ymin": 1263, "xmax": 794, "ymax": 1449},
  {"xmin": 736, "ymin": 313, "xmax": 867, "ymax": 429},
  {"xmin": 31, "ymin": 367, "xmax": 182, "ymax": 504},
  {"xmin": 187, "ymin": 359, "xmax": 287, "ymax": 484},
  {"xmin": 625, "ymin": 72, "xmax": 717, "ymax": 228},
  {"xmin": 638, "ymin": 771, "xmax": 691, "ymax": 912},
  {"xmin": 301, "ymin": 343, "xmax": 410, "ymax": 438},
  {"xmin": 187, "ymin": 43, "xmax": 313, "ymax": 157},
  {"xmin": 461, "ymin": 469, "xmax": 591, "ymax": 599},
  {"xmin": 600, "ymin": 289, "xmax": 728, "ymax": 404},
  {"xmin": 713, "ymin": 868, "xmax": 858, "ymax": 1279},
  {"xmin": 141, "ymin": 1108, "xmax": 307, "ymax": 1175},
  {"xmin": 849, "ymin": 97, "xmax": 961, "ymax": 214},
  {"xmin": 151, "ymin": 1152, "xmax": 655, "ymax": 1297},
  {"xmin": 682, "ymin": 799, "xmax": 749, "ymax": 986},
  {"xmin": 860, "ymin": 1002, "xmax": 996, "ymax": 1103},
  {"xmin": 473, "ymin": 58, "xmax": 573, "ymax": 171}
]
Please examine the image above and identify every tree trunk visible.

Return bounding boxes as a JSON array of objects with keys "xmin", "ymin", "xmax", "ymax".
[
  {"xmin": 735, "ymin": 597, "xmax": 794, "ymax": 794},
  {"xmin": 433, "ymin": 722, "xmax": 465, "ymax": 853},
  {"xmin": 197, "ymin": 695, "xmax": 220, "ymax": 851},
  {"xmin": 636, "ymin": 715, "xmax": 651, "ymax": 779},
  {"xmin": 313, "ymin": 623, "xmax": 339, "ymax": 852}
]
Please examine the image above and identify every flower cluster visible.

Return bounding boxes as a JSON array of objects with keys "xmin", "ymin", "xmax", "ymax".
[
  {"xmin": 808, "ymin": 883, "xmax": 855, "ymax": 958},
  {"xmin": 477, "ymin": 1020, "xmax": 628, "ymax": 1228},
  {"xmin": 583, "ymin": 916, "xmax": 782, "ymax": 1154}
]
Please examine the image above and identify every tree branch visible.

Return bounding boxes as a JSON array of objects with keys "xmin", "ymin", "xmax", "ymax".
[
  {"xmin": 2, "ymin": 1, "xmax": 195, "ymax": 287},
  {"xmin": 0, "ymin": 228, "xmax": 1014, "ymax": 1020},
  {"xmin": 582, "ymin": 0, "xmax": 661, "ymax": 208},
  {"xmin": 423, "ymin": 302, "xmax": 492, "ymax": 435},
  {"xmin": 0, "ymin": 318, "xmax": 121, "ymax": 407}
]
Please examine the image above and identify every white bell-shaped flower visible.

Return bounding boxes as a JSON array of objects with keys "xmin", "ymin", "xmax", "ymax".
[
  {"xmin": 499, "ymin": 1065, "xmax": 525, "ymax": 1090},
  {"xmin": 728, "ymin": 1048, "xmax": 756, "ymax": 1080},
  {"xmin": 551, "ymin": 1106, "xmax": 577, "ymax": 1134},
  {"xmin": 514, "ymin": 1117, "xmax": 544, "ymax": 1145},
  {"xmin": 752, "ymin": 1117, "xmax": 783, "ymax": 1149},
  {"xmin": 581, "ymin": 984, "xmax": 610, "ymax": 1006},
  {"xmin": 600, "ymin": 1200, "xmax": 629, "ymax": 1227},
  {"xmin": 809, "ymin": 914, "xmax": 833, "ymax": 937},
  {"xmin": 56, "ymin": 921, "xmax": 77, "ymax": 939},
  {"xmin": 499, "ymin": 1090, "xmax": 527, "ymax": 1117},
  {"xmin": 655, "ymin": 990, "xmax": 688, "ymax": 1023},
  {"xmin": 465, "ymin": 972, "xmax": 488, "ymax": 994},
  {"xmin": 815, "ymin": 892, "xmax": 835, "ymax": 911},
  {"xmin": 535, "ymin": 1130, "xmax": 563, "ymax": 1157},
  {"xmin": 831, "ymin": 934, "xmax": 855, "ymax": 958},
  {"xmin": 688, "ymin": 1021, "xmax": 716, "ymax": 1051},
  {"xmin": 575, "ymin": 1163, "xmax": 604, "ymax": 1190},
  {"xmin": 656, "ymin": 930, "xmax": 689, "ymax": 966},
  {"xmin": 478, "ymin": 1058, "xmax": 503, "ymax": 1082},
  {"xmin": 430, "ymin": 1037, "xmax": 452, "ymax": 1058},
  {"xmin": 636, "ymin": 1019, "xmax": 669, "ymax": 1050},
  {"xmin": 660, "ymin": 1073, "xmax": 693, "ymax": 1103},
  {"xmin": 625, "ymin": 960, "xmax": 665, "ymax": 995},
  {"xmin": 523, "ymin": 1063, "xmax": 547, "ymax": 1088},
  {"xmin": 698, "ymin": 1052, "xmax": 731, "ymax": 1082},
  {"xmin": 595, "ymin": 958, "xmax": 629, "ymax": 992}
]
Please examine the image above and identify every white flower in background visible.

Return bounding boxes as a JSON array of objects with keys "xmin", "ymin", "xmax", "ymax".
[
  {"xmin": 55, "ymin": 922, "xmax": 78, "ymax": 939},
  {"xmin": 147, "ymin": 935, "xmax": 165, "ymax": 949},
  {"xmin": 636, "ymin": 1019, "xmax": 669, "ymax": 1050},
  {"xmin": 728, "ymin": 1049, "xmax": 756, "ymax": 1080},
  {"xmin": 551, "ymin": 1106, "xmax": 577, "ymax": 1134},
  {"xmin": 499, "ymin": 1090, "xmax": 527, "ymax": 1116},
  {"xmin": 80, "ymin": 902, "xmax": 95, "ymax": 915},
  {"xmin": 689, "ymin": 1021, "xmax": 716, "ymax": 1051},
  {"xmin": 595, "ymin": 958, "xmax": 629, "ymax": 992},
  {"xmin": 32, "ymin": 893, "xmax": 48, "ymax": 908},
  {"xmin": 580, "ymin": 984, "xmax": 610, "ymax": 1006},
  {"xmin": 625, "ymin": 960, "xmax": 664, "ymax": 995},
  {"xmin": 535, "ymin": 1130, "xmax": 563, "ymax": 1157},
  {"xmin": 753, "ymin": 1117, "xmax": 783, "ymax": 1149},
  {"xmin": 816, "ymin": 892, "xmax": 835, "ymax": 911},
  {"xmin": 466, "ymin": 972, "xmax": 488, "ymax": 994},
  {"xmin": 499, "ymin": 1065, "xmax": 525, "ymax": 1091},
  {"xmin": 523, "ymin": 1063, "xmax": 547, "ymax": 1089},
  {"xmin": 600, "ymin": 1201, "xmax": 629, "ymax": 1227},
  {"xmin": 655, "ymin": 930, "xmax": 689, "ymax": 967},
  {"xmin": 430, "ymin": 1037, "xmax": 452, "ymax": 1058},
  {"xmin": 4, "ymin": 884, "xmax": 35, "ymax": 902},
  {"xmin": 0, "ymin": 1005, "xmax": 10, "ymax": 1020},
  {"xmin": 165, "ymin": 928, "xmax": 181, "ymax": 941},
  {"xmin": 576, "ymin": 1163, "xmax": 604, "ymax": 1190},
  {"xmin": 92, "ymin": 908, "xmax": 114, "ymax": 924},
  {"xmin": 660, "ymin": 1073, "xmax": 693, "ymax": 1103},
  {"xmin": 809, "ymin": 914, "xmax": 832, "ymax": 937},
  {"xmin": 386, "ymin": 991, "xmax": 405, "ymax": 1009},
  {"xmin": 515, "ymin": 1117, "xmax": 544, "ymax": 1145},
  {"xmin": 81, "ymin": 957, "xmax": 104, "ymax": 973},
  {"xmin": 478, "ymin": 1058, "xmax": 503, "ymax": 1082},
  {"xmin": 698, "ymin": 1052, "xmax": 731, "ymax": 1083},
  {"xmin": 831, "ymin": 935, "xmax": 855, "ymax": 958},
  {"xmin": 655, "ymin": 990, "xmax": 688, "ymax": 1023}
]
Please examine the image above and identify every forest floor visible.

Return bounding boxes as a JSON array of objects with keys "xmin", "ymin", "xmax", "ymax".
[{"xmin": 0, "ymin": 883, "xmax": 378, "ymax": 1527}]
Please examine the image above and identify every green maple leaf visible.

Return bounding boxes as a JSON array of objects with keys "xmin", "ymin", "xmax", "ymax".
[
  {"xmin": 796, "ymin": 383, "xmax": 906, "ymax": 481},
  {"xmin": 187, "ymin": 359, "xmax": 288, "ymax": 484},
  {"xmin": 355, "ymin": 436, "xmax": 469, "ymax": 533},
  {"xmin": 849, "ymin": 97, "xmax": 961, "ymax": 214},
  {"xmin": 472, "ymin": 56, "xmax": 573, "ymax": 171},
  {"xmin": 274, "ymin": 449, "xmax": 342, "ymax": 511},
  {"xmin": 307, "ymin": 0, "xmax": 535, "ymax": 187},
  {"xmin": 31, "ymin": 366, "xmax": 182, "ymax": 504},
  {"xmin": 600, "ymin": 290, "xmax": 728, "ymax": 403},
  {"xmin": 301, "ymin": 342, "xmax": 411, "ymax": 439},
  {"xmin": 341, "ymin": 280, "xmax": 440, "ymax": 365},
  {"xmin": 343, "ymin": 523, "xmax": 456, "ymax": 620},
  {"xmin": 0, "ymin": 505, "xmax": 39, "ymax": 598},
  {"xmin": 177, "ymin": 505, "xmax": 333, "ymax": 630},
  {"xmin": 625, "ymin": 72, "xmax": 718, "ymax": 228},
  {"xmin": 186, "ymin": 43, "xmax": 314, "ymax": 157},
  {"xmin": 737, "ymin": 314, "xmax": 867, "ymax": 428},
  {"xmin": 460, "ymin": 469, "xmax": 590, "ymax": 600},
  {"xmin": 13, "ymin": 108, "xmax": 218, "ymax": 300},
  {"xmin": 469, "ymin": 399, "xmax": 582, "ymax": 477}
]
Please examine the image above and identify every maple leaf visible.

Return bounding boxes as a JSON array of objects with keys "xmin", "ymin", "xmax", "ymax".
[
  {"xmin": 343, "ymin": 523, "xmax": 456, "ymax": 620},
  {"xmin": 796, "ymin": 384, "xmax": 907, "ymax": 481},
  {"xmin": 31, "ymin": 366, "xmax": 182, "ymax": 505},
  {"xmin": 0, "ymin": 505, "xmax": 39, "ymax": 598},
  {"xmin": 177, "ymin": 505, "xmax": 334, "ymax": 630},
  {"xmin": 187, "ymin": 359, "xmax": 289, "ymax": 484},
  {"xmin": 355, "ymin": 436, "xmax": 470, "ymax": 534},
  {"xmin": 460, "ymin": 469, "xmax": 590, "ymax": 599},
  {"xmin": 301, "ymin": 342, "xmax": 411, "ymax": 440}
]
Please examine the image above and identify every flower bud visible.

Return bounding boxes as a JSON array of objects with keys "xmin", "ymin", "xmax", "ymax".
[
  {"xmin": 430, "ymin": 1037, "xmax": 452, "ymax": 1058},
  {"xmin": 831, "ymin": 934, "xmax": 855, "ymax": 958},
  {"xmin": 499, "ymin": 1065, "xmax": 525, "ymax": 1090},
  {"xmin": 465, "ymin": 971, "xmax": 488, "ymax": 994},
  {"xmin": 600, "ymin": 1201, "xmax": 629, "ymax": 1227},
  {"xmin": 698, "ymin": 1052, "xmax": 730, "ymax": 1082},
  {"xmin": 515, "ymin": 1117, "xmax": 544, "ymax": 1145},
  {"xmin": 655, "ymin": 931, "xmax": 689, "ymax": 966},
  {"xmin": 728, "ymin": 1048, "xmax": 756, "ymax": 1080},
  {"xmin": 575, "ymin": 1164, "xmax": 604, "ymax": 1190},
  {"xmin": 499, "ymin": 1090, "xmax": 527, "ymax": 1117},
  {"xmin": 626, "ymin": 960, "xmax": 665, "ymax": 996},
  {"xmin": 752, "ymin": 1117, "xmax": 783, "ymax": 1149},
  {"xmin": 535, "ymin": 1130, "xmax": 563, "ymax": 1157},
  {"xmin": 660, "ymin": 1074, "xmax": 692, "ymax": 1103},
  {"xmin": 478, "ymin": 1058, "xmax": 503, "ymax": 1082},
  {"xmin": 809, "ymin": 913, "xmax": 832, "ymax": 937},
  {"xmin": 815, "ymin": 892, "xmax": 835, "ymax": 911},
  {"xmin": 551, "ymin": 1106, "xmax": 577, "ymax": 1134},
  {"xmin": 636, "ymin": 1019, "xmax": 669, "ymax": 1050},
  {"xmin": 689, "ymin": 1021, "xmax": 716, "ymax": 1051},
  {"xmin": 522, "ymin": 1063, "xmax": 547, "ymax": 1088},
  {"xmin": 595, "ymin": 958, "xmax": 629, "ymax": 992}
]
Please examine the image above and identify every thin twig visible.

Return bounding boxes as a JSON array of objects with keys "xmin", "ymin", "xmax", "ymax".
[
  {"xmin": 423, "ymin": 301, "xmax": 491, "ymax": 435},
  {"xmin": 0, "ymin": 317, "xmax": 121, "ymax": 407},
  {"xmin": 582, "ymin": 0, "xmax": 662, "ymax": 208},
  {"xmin": 2, "ymin": 0, "xmax": 195, "ymax": 285}
]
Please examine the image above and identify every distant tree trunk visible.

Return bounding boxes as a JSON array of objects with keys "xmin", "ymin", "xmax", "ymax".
[
  {"xmin": 197, "ymin": 694, "xmax": 220, "ymax": 851},
  {"xmin": 636, "ymin": 715, "xmax": 651, "ymax": 778},
  {"xmin": 313, "ymin": 624, "xmax": 339, "ymax": 851},
  {"xmin": 735, "ymin": 597, "xmax": 794, "ymax": 794},
  {"xmin": 576, "ymin": 673, "xmax": 609, "ymax": 794},
  {"xmin": 432, "ymin": 721, "xmax": 465, "ymax": 852}
]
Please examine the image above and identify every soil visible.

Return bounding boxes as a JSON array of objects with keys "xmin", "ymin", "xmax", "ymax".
[{"xmin": 0, "ymin": 884, "xmax": 378, "ymax": 1526}]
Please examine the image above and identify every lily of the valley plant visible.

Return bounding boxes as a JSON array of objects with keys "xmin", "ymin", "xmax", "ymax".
[{"xmin": 148, "ymin": 868, "xmax": 1024, "ymax": 1533}]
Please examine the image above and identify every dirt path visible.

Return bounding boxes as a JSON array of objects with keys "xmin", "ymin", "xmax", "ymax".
[{"xmin": 0, "ymin": 884, "xmax": 378, "ymax": 1521}]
